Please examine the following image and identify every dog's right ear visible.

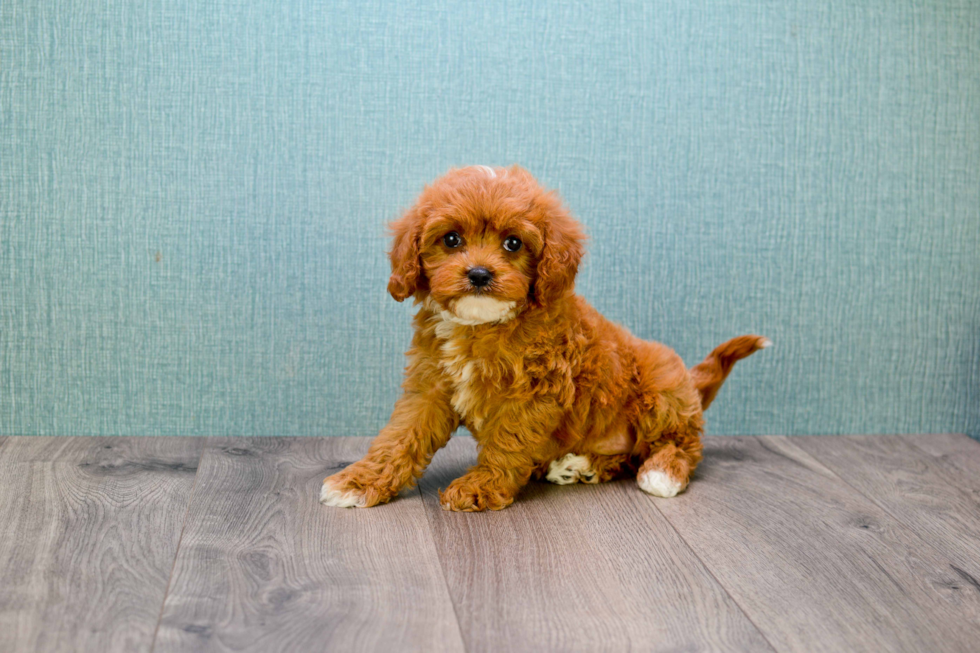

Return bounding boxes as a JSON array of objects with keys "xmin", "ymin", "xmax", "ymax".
[{"xmin": 387, "ymin": 204, "xmax": 426, "ymax": 302}]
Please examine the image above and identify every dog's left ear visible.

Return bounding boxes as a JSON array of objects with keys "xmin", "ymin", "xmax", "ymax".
[
  {"xmin": 387, "ymin": 204, "xmax": 426, "ymax": 302},
  {"xmin": 533, "ymin": 193, "xmax": 585, "ymax": 306}
]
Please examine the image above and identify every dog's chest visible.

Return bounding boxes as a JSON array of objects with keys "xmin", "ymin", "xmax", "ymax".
[{"xmin": 434, "ymin": 321, "xmax": 489, "ymax": 431}]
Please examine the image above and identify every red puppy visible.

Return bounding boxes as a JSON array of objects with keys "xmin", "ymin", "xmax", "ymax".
[{"xmin": 322, "ymin": 165, "xmax": 769, "ymax": 511}]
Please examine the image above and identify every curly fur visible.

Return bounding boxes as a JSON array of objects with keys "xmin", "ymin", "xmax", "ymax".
[{"xmin": 322, "ymin": 165, "xmax": 769, "ymax": 511}]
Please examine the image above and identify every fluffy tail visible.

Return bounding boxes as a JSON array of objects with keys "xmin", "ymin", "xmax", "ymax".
[{"xmin": 691, "ymin": 335, "xmax": 771, "ymax": 410}]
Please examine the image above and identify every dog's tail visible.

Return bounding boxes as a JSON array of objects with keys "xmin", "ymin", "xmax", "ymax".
[{"xmin": 690, "ymin": 335, "xmax": 771, "ymax": 410}]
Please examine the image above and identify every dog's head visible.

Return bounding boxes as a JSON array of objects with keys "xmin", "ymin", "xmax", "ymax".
[{"xmin": 387, "ymin": 165, "xmax": 585, "ymax": 324}]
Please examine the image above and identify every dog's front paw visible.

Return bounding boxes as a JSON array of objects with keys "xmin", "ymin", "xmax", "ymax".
[
  {"xmin": 320, "ymin": 467, "xmax": 390, "ymax": 509},
  {"xmin": 440, "ymin": 476, "xmax": 514, "ymax": 512},
  {"xmin": 320, "ymin": 477, "xmax": 367, "ymax": 508}
]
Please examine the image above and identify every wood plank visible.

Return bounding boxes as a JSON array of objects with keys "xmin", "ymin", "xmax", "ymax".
[
  {"xmin": 901, "ymin": 434, "xmax": 980, "ymax": 497},
  {"xmin": 0, "ymin": 436, "xmax": 204, "ymax": 653},
  {"xmin": 154, "ymin": 437, "xmax": 465, "ymax": 653},
  {"xmin": 650, "ymin": 435, "xmax": 980, "ymax": 653},
  {"xmin": 419, "ymin": 436, "xmax": 774, "ymax": 653},
  {"xmin": 793, "ymin": 435, "xmax": 980, "ymax": 588}
]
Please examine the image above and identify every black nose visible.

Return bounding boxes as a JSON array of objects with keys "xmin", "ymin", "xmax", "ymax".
[{"xmin": 467, "ymin": 266, "xmax": 493, "ymax": 288}]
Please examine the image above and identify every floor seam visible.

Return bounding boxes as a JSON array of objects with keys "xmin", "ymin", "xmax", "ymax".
[
  {"xmin": 650, "ymin": 489, "xmax": 782, "ymax": 653},
  {"xmin": 149, "ymin": 436, "xmax": 209, "ymax": 653},
  {"xmin": 903, "ymin": 433, "xmax": 976, "ymax": 455},
  {"xmin": 418, "ymin": 483, "xmax": 469, "ymax": 653},
  {"xmin": 901, "ymin": 433, "xmax": 980, "ymax": 493},
  {"xmin": 780, "ymin": 435, "xmax": 980, "ymax": 573}
]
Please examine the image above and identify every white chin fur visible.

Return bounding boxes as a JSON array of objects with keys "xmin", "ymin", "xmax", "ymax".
[
  {"xmin": 446, "ymin": 296, "xmax": 517, "ymax": 325},
  {"xmin": 637, "ymin": 469, "xmax": 685, "ymax": 498},
  {"xmin": 320, "ymin": 482, "xmax": 366, "ymax": 508}
]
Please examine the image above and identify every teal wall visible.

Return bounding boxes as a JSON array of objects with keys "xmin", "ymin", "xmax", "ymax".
[{"xmin": 2, "ymin": 1, "xmax": 978, "ymax": 437}]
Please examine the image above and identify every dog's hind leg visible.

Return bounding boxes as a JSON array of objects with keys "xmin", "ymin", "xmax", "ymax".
[
  {"xmin": 633, "ymin": 401, "xmax": 705, "ymax": 497},
  {"xmin": 636, "ymin": 433, "xmax": 703, "ymax": 498},
  {"xmin": 545, "ymin": 452, "xmax": 634, "ymax": 484},
  {"xmin": 631, "ymin": 343, "xmax": 705, "ymax": 497}
]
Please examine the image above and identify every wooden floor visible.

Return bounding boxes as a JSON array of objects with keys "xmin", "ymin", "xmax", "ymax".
[{"xmin": 1, "ymin": 435, "xmax": 979, "ymax": 652}]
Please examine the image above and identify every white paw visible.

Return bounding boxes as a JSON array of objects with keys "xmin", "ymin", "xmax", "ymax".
[
  {"xmin": 637, "ymin": 469, "xmax": 685, "ymax": 498},
  {"xmin": 319, "ymin": 481, "xmax": 366, "ymax": 508},
  {"xmin": 546, "ymin": 454, "xmax": 596, "ymax": 485}
]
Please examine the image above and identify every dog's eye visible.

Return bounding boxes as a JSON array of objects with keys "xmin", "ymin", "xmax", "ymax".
[
  {"xmin": 443, "ymin": 232, "xmax": 462, "ymax": 248},
  {"xmin": 503, "ymin": 236, "xmax": 523, "ymax": 252}
]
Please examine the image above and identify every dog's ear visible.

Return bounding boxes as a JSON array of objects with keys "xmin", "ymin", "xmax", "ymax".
[
  {"xmin": 533, "ymin": 193, "xmax": 585, "ymax": 306},
  {"xmin": 387, "ymin": 204, "xmax": 426, "ymax": 302}
]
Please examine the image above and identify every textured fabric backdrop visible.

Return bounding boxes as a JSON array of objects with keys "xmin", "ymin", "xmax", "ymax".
[{"xmin": 2, "ymin": 1, "xmax": 978, "ymax": 437}]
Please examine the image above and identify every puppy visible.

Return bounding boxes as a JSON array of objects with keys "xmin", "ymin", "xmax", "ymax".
[{"xmin": 322, "ymin": 165, "xmax": 769, "ymax": 511}]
